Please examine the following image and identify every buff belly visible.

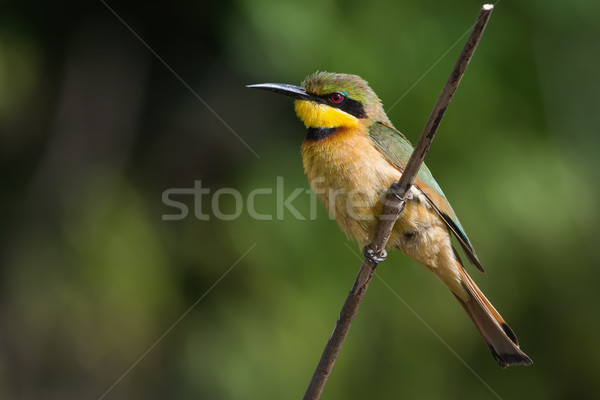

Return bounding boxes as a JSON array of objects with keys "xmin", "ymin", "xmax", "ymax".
[{"xmin": 301, "ymin": 129, "xmax": 466, "ymax": 298}]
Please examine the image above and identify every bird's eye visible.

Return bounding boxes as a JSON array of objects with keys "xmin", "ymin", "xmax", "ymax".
[{"xmin": 329, "ymin": 92, "xmax": 344, "ymax": 103}]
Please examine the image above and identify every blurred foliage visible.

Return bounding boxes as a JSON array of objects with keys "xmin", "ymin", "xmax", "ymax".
[{"xmin": 1, "ymin": 0, "xmax": 599, "ymax": 399}]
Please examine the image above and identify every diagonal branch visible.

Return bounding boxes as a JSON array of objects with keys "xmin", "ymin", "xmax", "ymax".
[{"xmin": 302, "ymin": 5, "xmax": 495, "ymax": 400}]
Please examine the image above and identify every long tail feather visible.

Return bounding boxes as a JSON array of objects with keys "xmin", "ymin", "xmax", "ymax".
[{"xmin": 455, "ymin": 267, "xmax": 533, "ymax": 367}]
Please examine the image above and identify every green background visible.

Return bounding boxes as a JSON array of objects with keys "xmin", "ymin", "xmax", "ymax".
[{"xmin": 2, "ymin": 0, "xmax": 599, "ymax": 399}]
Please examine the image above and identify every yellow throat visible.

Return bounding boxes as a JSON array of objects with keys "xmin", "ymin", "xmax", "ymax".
[{"xmin": 294, "ymin": 100, "xmax": 359, "ymax": 129}]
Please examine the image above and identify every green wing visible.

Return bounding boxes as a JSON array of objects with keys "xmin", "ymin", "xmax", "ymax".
[{"xmin": 368, "ymin": 122, "xmax": 484, "ymax": 273}]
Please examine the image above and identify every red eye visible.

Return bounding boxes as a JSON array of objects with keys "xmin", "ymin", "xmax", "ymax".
[{"xmin": 329, "ymin": 92, "xmax": 344, "ymax": 103}]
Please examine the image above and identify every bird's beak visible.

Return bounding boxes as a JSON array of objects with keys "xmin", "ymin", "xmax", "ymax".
[{"xmin": 246, "ymin": 83, "xmax": 312, "ymax": 100}]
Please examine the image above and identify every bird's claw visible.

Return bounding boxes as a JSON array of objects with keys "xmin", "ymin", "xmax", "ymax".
[
  {"xmin": 363, "ymin": 246, "xmax": 387, "ymax": 263},
  {"xmin": 388, "ymin": 182, "xmax": 414, "ymax": 202}
]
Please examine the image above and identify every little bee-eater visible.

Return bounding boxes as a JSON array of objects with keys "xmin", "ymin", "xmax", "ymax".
[{"xmin": 248, "ymin": 72, "xmax": 532, "ymax": 367}]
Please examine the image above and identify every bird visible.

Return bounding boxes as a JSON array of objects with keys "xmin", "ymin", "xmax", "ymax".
[{"xmin": 248, "ymin": 72, "xmax": 532, "ymax": 367}]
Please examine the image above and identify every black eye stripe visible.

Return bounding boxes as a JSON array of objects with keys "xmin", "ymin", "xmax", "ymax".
[
  {"xmin": 339, "ymin": 98, "xmax": 367, "ymax": 119},
  {"xmin": 315, "ymin": 94, "xmax": 367, "ymax": 119}
]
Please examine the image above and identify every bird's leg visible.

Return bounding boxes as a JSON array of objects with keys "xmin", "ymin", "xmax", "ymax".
[
  {"xmin": 388, "ymin": 182, "xmax": 414, "ymax": 202},
  {"xmin": 363, "ymin": 245, "xmax": 387, "ymax": 263}
]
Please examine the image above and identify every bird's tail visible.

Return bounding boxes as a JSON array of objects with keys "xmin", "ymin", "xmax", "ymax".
[{"xmin": 454, "ymin": 267, "xmax": 533, "ymax": 367}]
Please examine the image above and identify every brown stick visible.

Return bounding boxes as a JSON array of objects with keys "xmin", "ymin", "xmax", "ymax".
[{"xmin": 302, "ymin": 5, "xmax": 494, "ymax": 400}]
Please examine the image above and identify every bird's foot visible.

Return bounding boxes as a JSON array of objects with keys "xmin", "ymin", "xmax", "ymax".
[
  {"xmin": 363, "ymin": 246, "xmax": 387, "ymax": 263},
  {"xmin": 388, "ymin": 182, "xmax": 413, "ymax": 202}
]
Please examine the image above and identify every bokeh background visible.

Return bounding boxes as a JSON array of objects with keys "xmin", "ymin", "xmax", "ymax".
[{"xmin": 1, "ymin": 0, "xmax": 599, "ymax": 399}]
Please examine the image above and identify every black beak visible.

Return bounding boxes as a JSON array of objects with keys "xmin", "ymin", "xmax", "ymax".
[{"xmin": 246, "ymin": 83, "xmax": 312, "ymax": 101}]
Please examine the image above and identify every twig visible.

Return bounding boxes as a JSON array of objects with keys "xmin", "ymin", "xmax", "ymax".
[{"xmin": 302, "ymin": 5, "xmax": 494, "ymax": 400}]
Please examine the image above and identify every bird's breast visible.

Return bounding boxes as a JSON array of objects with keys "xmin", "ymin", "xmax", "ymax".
[
  {"xmin": 301, "ymin": 127, "xmax": 444, "ymax": 252},
  {"xmin": 301, "ymin": 128, "xmax": 402, "ymax": 245}
]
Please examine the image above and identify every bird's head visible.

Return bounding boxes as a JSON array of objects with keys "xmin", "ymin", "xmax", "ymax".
[{"xmin": 248, "ymin": 72, "xmax": 391, "ymax": 133}]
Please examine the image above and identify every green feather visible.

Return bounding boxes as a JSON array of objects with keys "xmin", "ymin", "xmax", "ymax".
[{"xmin": 368, "ymin": 122, "xmax": 484, "ymax": 272}]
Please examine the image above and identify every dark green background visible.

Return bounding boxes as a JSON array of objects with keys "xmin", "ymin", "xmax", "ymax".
[{"xmin": 2, "ymin": 1, "xmax": 599, "ymax": 399}]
